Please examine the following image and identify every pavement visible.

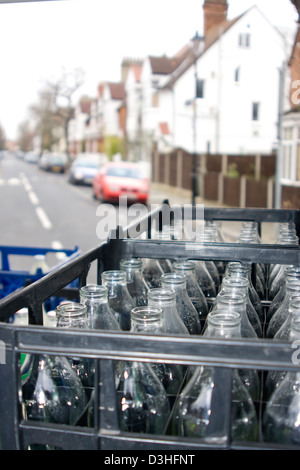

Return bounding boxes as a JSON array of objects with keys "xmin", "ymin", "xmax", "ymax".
[{"xmin": 148, "ymin": 182, "xmax": 277, "ymax": 243}]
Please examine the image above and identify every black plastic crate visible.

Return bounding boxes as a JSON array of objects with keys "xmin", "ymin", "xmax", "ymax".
[{"xmin": 0, "ymin": 203, "xmax": 300, "ymax": 450}]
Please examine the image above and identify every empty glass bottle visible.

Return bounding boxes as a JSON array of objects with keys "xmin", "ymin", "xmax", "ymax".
[
  {"xmin": 115, "ymin": 307, "xmax": 170, "ymax": 434},
  {"xmin": 130, "ymin": 306, "xmax": 184, "ymax": 395},
  {"xmin": 204, "ymin": 221, "xmax": 226, "ymax": 277},
  {"xmin": 212, "ymin": 290, "xmax": 258, "ymax": 339},
  {"xmin": 56, "ymin": 301, "xmax": 88, "ymax": 329},
  {"xmin": 80, "ymin": 284, "xmax": 120, "ymax": 330},
  {"xmin": 263, "ymin": 316, "xmax": 300, "ymax": 445},
  {"xmin": 147, "ymin": 287, "xmax": 189, "ymax": 335},
  {"xmin": 267, "ymin": 266, "xmax": 300, "ymax": 322},
  {"xmin": 55, "ymin": 301, "xmax": 94, "ymax": 388},
  {"xmin": 172, "ymin": 260, "xmax": 208, "ymax": 327},
  {"xmin": 101, "ymin": 270, "xmax": 135, "ymax": 331},
  {"xmin": 266, "ymin": 279, "xmax": 300, "ymax": 338},
  {"xmin": 220, "ymin": 276, "xmax": 262, "ymax": 337},
  {"xmin": 225, "ymin": 263, "xmax": 264, "ymax": 324},
  {"xmin": 208, "ymin": 304, "xmax": 260, "ymax": 401},
  {"xmin": 161, "ymin": 273, "xmax": 202, "ymax": 335},
  {"xmin": 21, "ymin": 353, "xmax": 87, "ymax": 427},
  {"xmin": 142, "ymin": 258, "xmax": 164, "ymax": 288},
  {"xmin": 120, "ymin": 258, "xmax": 149, "ymax": 306},
  {"xmin": 275, "ymin": 294, "xmax": 300, "ymax": 340},
  {"xmin": 268, "ymin": 232, "xmax": 299, "ymax": 300},
  {"xmin": 264, "ymin": 296, "xmax": 300, "ymax": 399},
  {"xmin": 171, "ymin": 311, "xmax": 258, "ymax": 441},
  {"xmin": 193, "ymin": 259, "xmax": 217, "ymax": 299}
]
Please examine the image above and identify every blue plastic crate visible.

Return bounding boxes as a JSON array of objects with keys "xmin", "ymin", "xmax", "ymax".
[{"xmin": 0, "ymin": 245, "xmax": 81, "ymax": 311}]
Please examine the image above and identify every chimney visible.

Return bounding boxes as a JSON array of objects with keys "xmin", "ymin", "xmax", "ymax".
[{"xmin": 203, "ymin": 0, "xmax": 228, "ymax": 36}]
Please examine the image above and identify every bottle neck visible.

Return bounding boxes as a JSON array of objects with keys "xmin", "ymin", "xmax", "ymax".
[
  {"xmin": 173, "ymin": 261, "xmax": 197, "ymax": 280},
  {"xmin": 120, "ymin": 259, "xmax": 143, "ymax": 281},
  {"xmin": 56, "ymin": 302, "xmax": 88, "ymax": 329},
  {"xmin": 288, "ymin": 295, "xmax": 300, "ymax": 320},
  {"xmin": 289, "ymin": 315, "xmax": 300, "ymax": 342},
  {"xmin": 204, "ymin": 311, "xmax": 241, "ymax": 338},
  {"xmin": 215, "ymin": 292, "xmax": 247, "ymax": 316},
  {"xmin": 80, "ymin": 284, "xmax": 109, "ymax": 304},
  {"xmin": 285, "ymin": 280, "xmax": 300, "ymax": 300},
  {"xmin": 130, "ymin": 306, "xmax": 163, "ymax": 333},
  {"xmin": 102, "ymin": 270, "xmax": 128, "ymax": 296},
  {"xmin": 222, "ymin": 276, "xmax": 249, "ymax": 296},
  {"xmin": 148, "ymin": 287, "xmax": 177, "ymax": 308},
  {"xmin": 161, "ymin": 273, "xmax": 188, "ymax": 296}
]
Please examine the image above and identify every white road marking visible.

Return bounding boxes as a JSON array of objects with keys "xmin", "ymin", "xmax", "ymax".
[
  {"xmin": 7, "ymin": 177, "xmax": 21, "ymax": 186},
  {"xmin": 28, "ymin": 190, "xmax": 39, "ymax": 205},
  {"xmin": 35, "ymin": 207, "xmax": 53, "ymax": 230},
  {"xmin": 24, "ymin": 182, "xmax": 33, "ymax": 192},
  {"xmin": 51, "ymin": 241, "xmax": 67, "ymax": 260},
  {"xmin": 19, "ymin": 172, "xmax": 53, "ymax": 231}
]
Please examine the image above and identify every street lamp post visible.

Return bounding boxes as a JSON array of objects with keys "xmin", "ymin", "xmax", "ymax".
[
  {"xmin": 192, "ymin": 64, "xmax": 198, "ymax": 206},
  {"xmin": 275, "ymin": 62, "xmax": 286, "ymax": 209},
  {"xmin": 191, "ymin": 32, "xmax": 203, "ymax": 206}
]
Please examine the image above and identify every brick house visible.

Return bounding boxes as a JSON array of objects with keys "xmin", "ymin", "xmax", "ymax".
[{"xmin": 281, "ymin": 4, "xmax": 300, "ymax": 208}]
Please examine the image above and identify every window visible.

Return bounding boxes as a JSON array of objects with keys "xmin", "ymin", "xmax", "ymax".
[
  {"xmin": 234, "ymin": 67, "xmax": 240, "ymax": 83},
  {"xmin": 282, "ymin": 144, "xmax": 293, "ymax": 180},
  {"xmin": 252, "ymin": 102, "xmax": 260, "ymax": 121},
  {"xmin": 238, "ymin": 33, "xmax": 251, "ymax": 48},
  {"xmin": 196, "ymin": 79, "xmax": 205, "ymax": 98},
  {"xmin": 297, "ymin": 144, "xmax": 300, "ymax": 181},
  {"xmin": 282, "ymin": 123, "xmax": 300, "ymax": 183}
]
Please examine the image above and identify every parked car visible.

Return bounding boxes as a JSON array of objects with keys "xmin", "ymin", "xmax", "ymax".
[
  {"xmin": 68, "ymin": 155, "xmax": 103, "ymax": 185},
  {"xmin": 39, "ymin": 153, "xmax": 68, "ymax": 173},
  {"xmin": 15, "ymin": 150, "xmax": 25, "ymax": 160},
  {"xmin": 25, "ymin": 152, "xmax": 39, "ymax": 164},
  {"xmin": 92, "ymin": 161, "xmax": 149, "ymax": 204}
]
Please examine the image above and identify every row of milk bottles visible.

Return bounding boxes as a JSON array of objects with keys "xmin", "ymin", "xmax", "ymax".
[{"xmin": 18, "ymin": 220, "xmax": 300, "ymax": 446}]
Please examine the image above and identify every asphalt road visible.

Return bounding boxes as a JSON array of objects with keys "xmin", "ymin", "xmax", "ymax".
[
  {"xmin": 0, "ymin": 155, "xmax": 141, "ymax": 281},
  {"xmin": 0, "ymin": 154, "xmax": 277, "ymax": 278}
]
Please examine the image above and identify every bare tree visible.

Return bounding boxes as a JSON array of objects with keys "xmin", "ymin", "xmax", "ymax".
[
  {"xmin": 17, "ymin": 121, "xmax": 35, "ymax": 152},
  {"xmin": 30, "ymin": 67, "xmax": 85, "ymax": 158},
  {"xmin": 45, "ymin": 67, "xmax": 85, "ymax": 159}
]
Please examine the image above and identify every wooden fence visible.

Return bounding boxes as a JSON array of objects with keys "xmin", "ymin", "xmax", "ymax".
[{"xmin": 152, "ymin": 149, "xmax": 278, "ymax": 208}]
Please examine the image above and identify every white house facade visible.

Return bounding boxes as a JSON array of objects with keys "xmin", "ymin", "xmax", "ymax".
[{"xmin": 160, "ymin": 5, "xmax": 290, "ymax": 155}]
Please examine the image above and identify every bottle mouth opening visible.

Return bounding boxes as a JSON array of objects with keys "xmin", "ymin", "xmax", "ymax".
[
  {"xmin": 207, "ymin": 310, "xmax": 241, "ymax": 328},
  {"xmin": 120, "ymin": 258, "xmax": 143, "ymax": 269},
  {"xmin": 285, "ymin": 266, "xmax": 300, "ymax": 275},
  {"xmin": 287, "ymin": 280, "xmax": 300, "ymax": 291},
  {"xmin": 131, "ymin": 306, "xmax": 163, "ymax": 323},
  {"xmin": 56, "ymin": 302, "xmax": 87, "ymax": 318},
  {"xmin": 290, "ymin": 294, "xmax": 300, "ymax": 309},
  {"xmin": 161, "ymin": 273, "xmax": 186, "ymax": 285},
  {"xmin": 291, "ymin": 315, "xmax": 300, "ymax": 332},
  {"xmin": 148, "ymin": 287, "xmax": 176, "ymax": 302},
  {"xmin": 223, "ymin": 276, "xmax": 248, "ymax": 288},
  {"xmin": 173, "ymin": 261, "xmax": 195, "ymax": 272},
  {"xmin": 80, "ymin": 284, "xmax": 108, "ymax": 297},
  {"xmin": 217, "ymin": 292, "xmax": 245, "ymax": 303},
  {"xmin": 102, "ymin": 270, "xmax": 127, "ymax": 284}
]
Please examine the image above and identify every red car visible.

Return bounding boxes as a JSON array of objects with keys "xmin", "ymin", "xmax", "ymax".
[{"xmin": 92, "ymin": 161, "xmax": 149, "ymax": 204}]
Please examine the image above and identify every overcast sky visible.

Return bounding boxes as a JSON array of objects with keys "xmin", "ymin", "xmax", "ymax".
[{"xmin": 0, "ymin": 0, "xmax": 298, "ymax": 140}]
